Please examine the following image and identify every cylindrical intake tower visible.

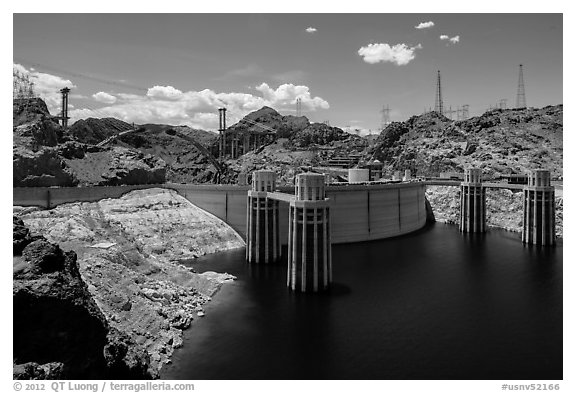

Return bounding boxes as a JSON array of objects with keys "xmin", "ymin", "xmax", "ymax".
[
  {"xmin": 246, "ymin": 170, "xmax": 280, "ymax": 263},
  {"xmin": 459, "ymin": 167, "xmax": 486, "ymax": 233},
  {"xmin": 522, "ymin": 169, "xmax": 555, "ymax": 246},
  {"xmin": 288, "ymin": 173, "xmax": 332, "ymax": 292}
]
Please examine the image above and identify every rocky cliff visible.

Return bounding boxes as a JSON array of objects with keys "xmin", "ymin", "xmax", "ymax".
[
  {"xmin": 425, "ymin": 186, "xmax": 563, "ymax": 238},
  {"xmin": 115, "ymin": 125, "xmax": 219, "ymax": 184},
  {"xmin": 13, "ymin": 98, "xmax": 167, "ymax": 187},
  {"xmin": 227, "ymin": 106, "xmax": 310, "ymax": 138},
  {"xmin": 222, "ymin": 107, "xmax": 367, "ymax": 184},
  {"xmin": 371, "ymin": 105, "xmax": 563, "ymax": 178},
  {"xmin": 16, "ymin": 188, "xmax": 244, "ymax": 374},
  {"xmin": 13, "ymin": 218, "xmax": 153, "ymax": 379},
  {"xmin": 69, "ymin": 117, "xmax": 134, "ymax": 145},
  {"xmin": 228, "ymin": 106, "xmax": 358, "ymax": 149}
]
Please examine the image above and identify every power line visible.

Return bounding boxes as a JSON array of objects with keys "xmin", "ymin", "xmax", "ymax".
[{"xmin": 14, "ymin": 57, "xmax": 148, "ymax": 92}]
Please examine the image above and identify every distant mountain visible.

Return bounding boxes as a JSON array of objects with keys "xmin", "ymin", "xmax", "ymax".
[{"xmin": 371, "ymin": 105, "xmax": 563, "ymax": 178}]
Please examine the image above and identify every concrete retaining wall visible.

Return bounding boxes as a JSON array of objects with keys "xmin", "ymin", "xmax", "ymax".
[
  {"xmin": 13, "ymin": 184, "xmax": 163, "ymax": 209},
  {"xmin": 14, "ymin": 182, "xmax": 427, "ymax": 245}
]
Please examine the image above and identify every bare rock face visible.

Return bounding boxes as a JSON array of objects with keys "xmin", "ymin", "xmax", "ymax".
[
  {"xmin": 13, "ymin": 225, "xmax": 154, "ymax": 379},
  {"xmin": 371, "ymin": 105, "xmax": 563, "ymax": 179},
  {"xmin": 13, "ymin": 362, "xmax": 64, "ymax": 380},
  {"xmin": 69, "ymin": 117, "xmax": 133, "ymax": 145},
  {"xmin": 13, "ymin": 98, "xmax": 52, "ymax": 127},
  {"xmin": 227, "ymin": 106, "xmax": 310, "ymax": 139},
  {"xmin": 13, "ymin": 142, "xmax": 167, "ymax": 187},
  {"xmin": 289, "ymin": 122, "xmax": 351, "ymax": 148},
  {"xmin": 13, "ymin": 98, "xmax": 167, "ymax": 187},
  {"xmin": 21, "ymin": 238, "xmax": 66, "ymax": 274},
  {"xmin": 13, "ymin": 216, "xmax": 37, "ymax": 254},
  {"xmin": 115, "ymin": 124, "xmax": 218, "ymax": 184},
  {"xmin": 18, "ymin": 188, "xmax": 244, "ymax": 373},
  {"xmin": 13, "ymin": 146, "xmax": 78, "ymax": 187},
  {"xmin": 425, "ymin": 186, "xmax": 563, "ymax": 238}
]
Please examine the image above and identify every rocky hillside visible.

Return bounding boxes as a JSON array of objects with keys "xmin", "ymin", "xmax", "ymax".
[
  {"xmin": 227, "ymin": 106, "xmax": 309, "ymax": 138},
  {"xmin": 16, "ymin": 188, "xmax": 244, "ymax": 375},
  {"xmin": 13, "ymin": 217, "xmax": 152, "ymax": 379},
  {"xmin": 113, "ymin": 124, "xmax": 219, "ymax": 184},
  {"xmin": 13, "ymin": 98, "xmax": 167, "ymax": 187},
  {"xmin": 88, "ymin": 106, "xmax": 364, "ymax": 185},
  {"xmin": 371, "ymin": 105, "xmax": 563, "ymax": 178},
  {"xmin": 228, "ymin": 106, "xmax": 358, "ymax": 148},
  {"xmin": 222, "ymin": 107, "xmax": 367, "ymax": 184},
  {"xmin": 13, "ymin": 97, "xmax": 57, "ymax": 127},
  {"xmin": 69, "ymin": 117, "xmax": 134, "ymax": 145},
  {"xmin": 425, "ymin": 185, "xmax": 563, "ymax": 238},
  {"xmin": 68, "ymin": 117, "xmax": 225, "ymax": 184}
]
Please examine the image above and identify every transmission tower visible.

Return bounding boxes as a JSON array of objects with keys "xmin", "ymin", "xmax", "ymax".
[
  {"xmin": 218, "ymin": 107, "xmax": 227, "ymax": 160},
  {"xmin": 434, "ymin": 70, "xmax": 444, "ymax": 115},
  {"xmin": 461, "ymin": 104, "xmax": 469, "ymax": 119},
  {"xmin": 380, "ymin": 105, "xmax": 391, "ymax": 130},
  {"xmin": 516, "ymin": 64, "xmax": 526, "ymax": 109},
  {"xmin": 499, "ymin": 99, "xmax": 508, "ymax": 110},
  {"xmin": 60, "ymin": 87, "xmax": 71, "ymax": 130},
  {"xmin": 444, "ymin": 105, "xmax": 457, "ymax": 120},
  {"xmin": 13, "ymin": 69, "xmax": 37, "ymax": 99},
  {"xmin": 296, "ymin": 98, "xmax": 302, "ymax": 116}
]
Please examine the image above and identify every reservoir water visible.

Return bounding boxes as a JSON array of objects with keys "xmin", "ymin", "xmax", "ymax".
[{"xmin": 161, "ymin": 223, "xmax": 562, "ymax": 380}]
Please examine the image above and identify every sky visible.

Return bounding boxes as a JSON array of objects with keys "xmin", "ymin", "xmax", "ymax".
[{"xmin": 13, "ymin": 13, "xmax": 563, "ymax": 134}]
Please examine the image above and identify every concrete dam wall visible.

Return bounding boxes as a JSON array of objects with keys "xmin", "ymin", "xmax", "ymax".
[{"xmin": 13, "ymin": 182, "xmax": 427, "ymax": 245}]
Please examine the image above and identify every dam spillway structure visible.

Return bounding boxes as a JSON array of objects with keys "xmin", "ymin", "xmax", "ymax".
[
  {"xmin": 288, "ymin": 173, "xmax": 332, "ymax": 292},
  {"xmin": 459, "ymin": 168, "xmax": 486, "ymax": 233},
  {"xmin": 246, "ymin": 170, "xmax": 280, "ymax": 263},
  {"xmin": 522, "ymin": 169, "xmax": 555, "ymax": 246}
]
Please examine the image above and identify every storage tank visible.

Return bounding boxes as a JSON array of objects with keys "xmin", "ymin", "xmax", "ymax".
[{"xmin": 348, "ymin": 168, "xmax": 370, "ymax": 183}]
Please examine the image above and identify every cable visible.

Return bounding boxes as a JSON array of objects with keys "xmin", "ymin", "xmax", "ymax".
[
  {"xmin": 15, "ymin": 58, "xmax": 283, "ymax": 136},
  {"xmin": 14, "ymin": 57, "xmax": 148, "ymax": 92}
]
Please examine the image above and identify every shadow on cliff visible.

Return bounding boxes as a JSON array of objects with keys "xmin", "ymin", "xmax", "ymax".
[{"xmin": 13, "ymin": 216, "xmax": 155, "ymax": 380}]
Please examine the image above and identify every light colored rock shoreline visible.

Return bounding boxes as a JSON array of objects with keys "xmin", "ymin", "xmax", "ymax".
[
  {"xmin": 15, "ymin": 188, "xmax": 245, "ymax": 375},
  {"xmin": 425, "ymin": 185, "xmax": 563, "ymax": 238}
]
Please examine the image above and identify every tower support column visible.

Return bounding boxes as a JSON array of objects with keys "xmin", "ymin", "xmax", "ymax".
[
  {"xmin": 287, "ymin": 173, "xmax": 332, "ymax": 292},
  {"xmin": 459, "ymin": 168, "xmax": 486, "ymax": 233},
  {"xmin": 60, "ymin": 87, "xmax": 70, "ymax": 130},
  {"xmin": 246, "ymin": 170, "xmax": 280, "ymax": 263},
  {"xmin": 522, "ymin": 169, "xmax": 555, "ymax": 246}
]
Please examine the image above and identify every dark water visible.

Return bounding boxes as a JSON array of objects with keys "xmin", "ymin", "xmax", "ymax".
[{"xmin": 161, "ymin": 223, "xmax": 562, "ymax": 380}]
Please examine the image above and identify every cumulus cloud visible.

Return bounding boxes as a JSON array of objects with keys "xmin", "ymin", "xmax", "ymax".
[
  {"xmin": 358, "ymin": 43, "xmax": 422, "ymax": 66},
  {"xmin": 255, "ymin": 83, "xmax": 329, "ymax": 110},
  {"xmin": 415, "ymin": 21, "xmax": 434, "ymax": 29},
  {"xmin": 147, "ymin": 85, "xmax": 183, "ymax": 99},
  {"xmin": 305, "ymin": 27, "xmax": 317, "ymax": 33},
  {"xmin": 14, "ymin": 63, "xmax": 75, "ymax": 113},
  {"xmin": 342, "ymin": 126, "xmax": 378, "ymax": 137},
  {"xmin": 70, "ymin": 83, "xmax": 329, "ymax": 130},
  {"xmin": 92, "ymin": 91, "xmax": 117, "ymax": 104},
  {"xmin": 440, "ymin": 34, "xmax": 460, "ymax": 44}
]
